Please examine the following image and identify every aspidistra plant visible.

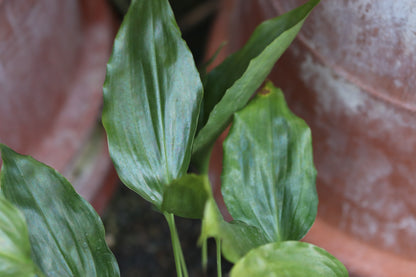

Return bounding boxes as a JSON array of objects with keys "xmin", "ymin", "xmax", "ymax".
[
  {"xmin": 102, "ymin": 0, "xmax": 347, "ymax": 276},
  {"xmin": 0, "ymin": 0, "xmax": 349, "ymax": 276}
]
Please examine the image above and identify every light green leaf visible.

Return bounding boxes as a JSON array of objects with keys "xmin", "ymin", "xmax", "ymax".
[
  {"xmin": 199, "ymin": 198, "xmax": 269, "ymax": 263},
  {"xmin": 222, "ymin": 82, "xmax": 317, "ymax": 242},
  {"xmin": 230, "ymin": 241, "xmax": 349, "ymax": 277},
  {"xmin": 161, "ymin": 174, "xmax": 209, "ymax": 219},
  {"xmin": 193, "ymin": 0, "xmax": 319, "ymax": 159},
  {"xmin": 0, "ymin": 145, "xmax": 119, "ymax": 277},
  {"xmin": 0, "ymin": 196, "xmax": 44, "ymax": 277},
  {"xmin": 102, "ymin": 0, "xmax": 203, "ymax": 208}
]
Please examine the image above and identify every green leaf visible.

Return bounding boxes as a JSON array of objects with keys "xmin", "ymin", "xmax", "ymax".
[
  {"xmin": 0, "ymin": 196, "xmax": 44, "ymax": 277},
  {"xmin": 199, "ymin": 199, "xmax": 269, "ymax": 263},
  {"xmin": 0, "ymin": 145, "xmax": 120, "ymax": 277},
  {"xmin": 102, "ymin": 0, "xmax": 203, "ymax": 208},
  {"xmin": 192, "ymin": 0, "xmax": 319, "ymax": 159},
  {"xmin": 161, "ymin": 174, "xmax": 209, "ymax": 219},
  {"xmin": 222, "ymin": 82, "xmax": 317, "ymax": 242},
  {"xmin": 230, "ymin": 241, "xmax": 349, "ymax": 277}
]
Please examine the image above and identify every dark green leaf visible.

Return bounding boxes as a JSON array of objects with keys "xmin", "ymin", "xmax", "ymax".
[
  {"xmin": 102, "ymin": 0, "xmax": 203, "ymax": 208},
  {"xmin": 0, "ymin": 145, "xmax": 119, "ymax": 277},
  {"xmin": 230, "ymin": 241, "xmax": 349, "ymax": 277},
  {"xmin": 162, "ymin": 174, "xmax": 209, "ymax": 219},
  {"xmin": 193, "ymin": 0, "xmax": 319, "ymax": 158},
  {"xmin": 222, "ymin": 82, "xmax": 317, "ymax": 242},
  {"xmin": 0, "ymin": 196, "xmax": 44, "ymax": 277}
]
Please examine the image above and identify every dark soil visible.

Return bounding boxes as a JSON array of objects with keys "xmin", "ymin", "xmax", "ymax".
[{"xmin": 102, "ymin": 185, "xmax": 232, "ymax": 276}]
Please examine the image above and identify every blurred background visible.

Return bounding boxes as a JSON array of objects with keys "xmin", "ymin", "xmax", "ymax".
[{"xmin": 1, "ymin": 0, "xmax": 416, "ymax": 276}]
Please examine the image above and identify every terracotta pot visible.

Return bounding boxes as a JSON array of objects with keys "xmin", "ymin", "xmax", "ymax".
[
  {"xmin": 207, "ymin": 0, "xmax": 416, "ymax": 276},
  {"xmin": 0, "ymin": 0, "xmax": 118, "ymax": 213}
]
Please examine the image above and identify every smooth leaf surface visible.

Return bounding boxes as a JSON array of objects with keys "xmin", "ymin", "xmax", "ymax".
[
  {"xmin": 199, "ymin": 198, "xmax": 268, "ymax": 263},
  {"xmin": 161, "ymin": 174, "xmax": 209, "ymax": 219},
  {"xmin": 0, "ymin": 196, "xmax": 43, "ymax": 277},
  {"xmin": 230, "ymin": 241, "xmax": 349, "ymax": 277},
  {"xmin": 222, "ymin": 83, "xmax": 317, "ymax": 242},
  {"xmin": 193, "ymin": 0, "xmax": 319, "ymax": 158},
  {"xmin": 102, "ymin": 0, "xmax": 203, "ymax": 208},
  {"xmin": 0, "ymin": 145, "xmax": 120, "ymax": 277}
]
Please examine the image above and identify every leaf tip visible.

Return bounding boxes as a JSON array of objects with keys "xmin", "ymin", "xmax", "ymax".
[
  {"xmin": 0, "ymin": 143, "xmax": 16, "ymax": 163},
  {"xmin": 258, "ymin": 81, "xmax": 283, "ymax": 98},
  {"xmin": 0, "ymin": 143, "xmax": 8, "ymax": 152}
]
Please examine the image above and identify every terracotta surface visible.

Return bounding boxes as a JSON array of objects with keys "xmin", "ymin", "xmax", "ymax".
[
  {"xmin": 0, "ymin": 0, "xmax": 118, "ymax": 212},
  {"xmin": 207, "ymin": 0, "xmax": 416, "ymax": 275}
]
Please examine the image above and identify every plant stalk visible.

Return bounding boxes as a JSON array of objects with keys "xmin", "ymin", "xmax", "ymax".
[
  {"xmin": 216, "ymin": 238, "xmax": 222, "ymax": 277},
  {"xmin": 202, "ymin": 238, "xmax": 208, "ymax": 272},
  {"xmin": 164, "ymin": 212, "xmax": 189, "ymax": 277}
]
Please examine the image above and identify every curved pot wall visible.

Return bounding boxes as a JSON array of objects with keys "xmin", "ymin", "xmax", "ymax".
[
  {"xmin": 0, "ymin": 0, "xmax": 118, "ymax": 212},
  {"xmin": 208, "ymin": 0, "xmax": 416, "ymax": 275}
]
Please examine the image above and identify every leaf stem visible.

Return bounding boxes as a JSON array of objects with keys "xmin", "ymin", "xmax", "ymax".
[
  {"xmin": 216, "ymin": 238, "xmax": 222, "ymax": 277},
  {"xmin": 164, "ymin": 212, "xmax": 188, "ymax": 277},
  {"xmin": 202, "ymin": 238, "xmax": 208, "ymax": 272}
]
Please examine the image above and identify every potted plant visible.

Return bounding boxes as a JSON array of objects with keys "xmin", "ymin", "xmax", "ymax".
[{"xmin": 0, "ymin": 0, "xmax": 349, "ymax": 275}]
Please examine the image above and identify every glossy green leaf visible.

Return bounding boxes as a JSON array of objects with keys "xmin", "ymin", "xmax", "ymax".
[
  {"xmin": 0, "ymin": 145, "xmax": 120, "ymax": 277},
  {"xmin": 0, "ymin": 196, "xmax": 44, "ymax": 277},
  {"xmin": 193, "ymin": 0, "xmax": 319, "ymax": 158},
  {"xmin": 231, "ymin": 241, "xmax": 349, "ymax": 277},
  {"xmin": 161, "ymin": 174, "xmax": 209, "ymax": 219},
  {"xmin": 102, "ymin": 0, "xmax": 203, "ymax": 208},
  {"xmin": 199, "ymin": 198, "xmax": 268, "ymax": 263},
  {"xmin": 222, "ymin": 82, "xmax": 317, "ymax": 242}
]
